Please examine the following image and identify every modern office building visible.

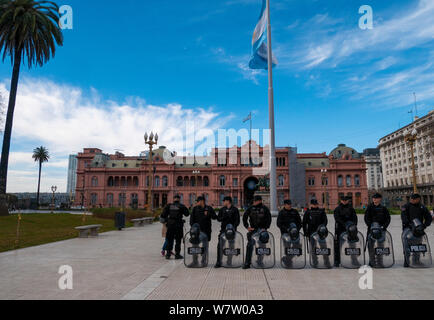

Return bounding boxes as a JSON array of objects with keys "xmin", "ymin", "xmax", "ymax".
[
  {"xmin": 363, "ymin": 148, "xmax": 384, "ymax": 192},
  {"xmin": 66, "ymin": 154, "xmax": 78, "ymax": 196}
]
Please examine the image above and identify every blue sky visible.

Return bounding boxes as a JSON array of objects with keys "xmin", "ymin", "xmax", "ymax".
[{"xmin": 1, "ymin": 0, "xmax": 433, "ymax": 192}]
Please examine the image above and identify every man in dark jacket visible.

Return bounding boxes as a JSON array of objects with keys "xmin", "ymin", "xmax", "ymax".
[
  {"xmin": 302, "ymin": 199, "xmax": 328, "ymax": 238},
  {"xmin": 242, "ymin": 195, "xmax": 272, "ymax": 269},
  {"xmin": 364, "ymin": 193, "xmax": 391, "ymax": 235},
  {"xmin": 160, "ymin": 195, "xmax": 190, "ymax": 260},
  {"xmin": 190, "ymin": 196, "xmax": 217, "ymax": 242},
  {"xmin": 334, "ymin": 196, "xmax": 358, "ymax": 267},
  {"xmin": 215, "ymin": 196, "xmax": 240, "ymax": 268},
  {"xmin": 401, "ymin": 194, "xmax": 432, "ymax": 231},
  {"xmin": 277, "ymin": 200, "xmax": 302, "ymax": 235}
]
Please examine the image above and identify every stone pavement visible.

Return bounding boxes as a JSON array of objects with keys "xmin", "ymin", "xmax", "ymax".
[{"xmin": 0, "ymin": 215, "xmax": 433, "ymax": 300}]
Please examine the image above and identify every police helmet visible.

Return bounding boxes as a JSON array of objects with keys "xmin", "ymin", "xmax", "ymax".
[
  {"xmin": 371, "ymin": 222, "xmax": 383, "ymax": 240},
  {"xmin": 288, "ymin": 223, "xmax": 299, "ymax": 241},
  {"xmin": 190, "ymin": 223, "xmax": 201, "ymax": 245},
  {"xmin": 317, "ymin": 225, "xmax": 329, "ymax": 240},
  {"xmin": 259, "ymin": 231, "xmax": 270, "ymax": 244},
  {"xmin": 225, "ymin": 224, "xmax": 236, "ymax": 241}
]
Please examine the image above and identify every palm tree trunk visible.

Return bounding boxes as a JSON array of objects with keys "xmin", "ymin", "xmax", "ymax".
[
  {"xmin": 0, "ymin": 50, "xmax": 22, "ymax": 216},
  {"xmin": 36, "ymin": 161, "xmax": 42, "ymax": 207}
]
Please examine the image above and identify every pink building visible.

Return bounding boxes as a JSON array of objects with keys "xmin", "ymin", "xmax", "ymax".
[{"xmin": 75, "ymin": 142, "xmax": 368, "ymax": 209}]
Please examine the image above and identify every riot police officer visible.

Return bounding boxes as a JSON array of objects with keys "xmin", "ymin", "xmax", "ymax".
[
  {"xmin": 160, "ymin": 195, "xmax": 190, "ymax": 260},
  {"xmin": 302, "ymin": 199, "xmax": 328, "ymax": 239},
  {"xmin": 401, "ymin": 194, "xmax": 432, "ymax": 267},
  {"xmin": 215, "ymin": 196, "xmax": 240, "ymax": 268},
  {"xmin": 364, "ymin": 193, "xmax": 391, "ymax": 236},
  {"xmin": 242, "ymin": 195, "xmax": 272, "ymax": 269},
  {"xmin": 334, "ymin": 196, "xmax": 358, "ymax": 267},
  {"xmin": 277, "ymin": 200, "xmax": 302, "ymax": 236},
  {"xmin": 190, "ymin": 196, "xmax": 217, "ymax": 242}
]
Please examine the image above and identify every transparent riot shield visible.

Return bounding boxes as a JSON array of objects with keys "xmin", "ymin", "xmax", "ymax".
[
  {"xmin": 281, "ymin": 232, "xmax": 306, "ymax": 269},
  {"xmin": 339, "ymin": 232, "xmax": 365, "ymax": 269},
  {"xmin": 219, "ymin": 231, "xmax": 244, "ymax": 268},
  {"xmin": 184, "ymin": 232, "xmax": 209, "ymax": 268},
  {"xmin": 402, "ymin": 229, "xmax": 432, "ymax": 268},
  {"xmin": 309, "ymin": 232, "xmax": 335, "ymax": 269},
  {"xmin": 251, "ymin": 230, "xmax": 275, "ymax": 269},
  {"xmin": 366, "ymin": 230, "xmax": 395, "ymax": 268}
]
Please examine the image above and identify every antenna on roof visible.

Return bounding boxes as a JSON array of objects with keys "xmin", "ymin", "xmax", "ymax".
[{"xmin": 413, "ymin": 92, "xmax": 419, "ymax": 118}]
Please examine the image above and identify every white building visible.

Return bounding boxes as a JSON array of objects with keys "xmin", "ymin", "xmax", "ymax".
[
  {"xmin": 363, "ymin": 148, "xmax": 383, "ymax": 191},
  {"xmin": 66, "ymin": 155, "xmax": 78, "ymax": 196},
  {"xmin": 378, "ymin": 110, "xmax": 434, "ymax": 206}
]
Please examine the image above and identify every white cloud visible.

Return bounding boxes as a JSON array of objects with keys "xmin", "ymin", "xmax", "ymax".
[{"xmin": 2, "ymin": 78, "xmax": 231, "ymax": 192}]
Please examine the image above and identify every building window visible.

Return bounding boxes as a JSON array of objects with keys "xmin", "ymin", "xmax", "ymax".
[
  {"xmin": 155, "ymin": 176, "xmax": 160, "ymax": 187},
  {"xmin": 107, "ymin": 193, "xmax": 114, "ymax": 207},
  {"xmin": 308, "ymin": 177, "xmax": 315, "ymax": 186},
  {"xmin": 233, "ymin": 178, "xmax": 238, "ymax": 187},
  {"xmin": 177, "ymin": 176, "xmax": 183, "ymax": 187},
  {"xmin": 90, "ymin": 193, "xmax": 98, "ymax": 206},
  {"xmin": 220, "ymin": 175, "xmax": 226, "ymax": 187},
  {"xmin": 162, "ymin": 176, "xmax": 168, "ymax": 187},
  {"xmin": 355, "ymin": 175, "xmax": 360, "ymax": 186},
  {"xmin": 346, "ymin": 175, "xmax": 352, "ymax": 187},
  {"xmin": 338, "ymin": 176, "xmax": 343, "ymax": 187},
  {"xmin": 91, "ymin": 177, "xmax": 98, "ymax": 187},
  {"xmin": 278, "ymin": 175, "xmax": 284, "ymax": 186},
  {"xmin": 108, "ymin": 177, "xmax": 114, "ymax": 187},
  {"xmin": 204, "ymin": 176, "xmax": 209, "ymax": 187},
  {"xmin": 191, "ymin": 177, "xmax": 196, "ymax": 187},
  {"xmin": 220, "ymin": 194, "xmax": 225, "ymax": 206},
  {"xmin": 233, "ymin": 197, "xmax": 238, "ymax": 206},
  {"xmin": 118, "ymin": 193, "xmax": 126, "ymax": 207}
]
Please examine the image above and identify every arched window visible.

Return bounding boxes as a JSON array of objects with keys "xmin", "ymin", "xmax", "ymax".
[
  {"xmin": 204, "ymin": 176, "xmax": 209, "ymax": 187},
  {"xmin": 278, "ymin": 175, "xmax": 284, "ymax": 186},
  {"xmin": 90, "ymin": 193, "xmax": 98, "ymax": 205},
  {"xmin": 155, "ymin": 176, "xmax": 160, "ymax": 187},
  {"xmin": 191, "ymin": 177, "xmax": 196, "ymax": 187},
  {"xmin": 133, "ymin": 176, "xmax": 139, "ymax": 187},
  {"xmin": 338, "ymin": 175, "xmax": 343, "ymax": 187},
  {"xmin": 107, "ymin": 177, "xmax": 114, "ymax": 187},
  {"xmin": 220, "ymin": 175, "xmax": 226, "ymax": 187},
  {"xmin": 354, "ymin": 175, "xmax": 360, "ymax": 186},
  {"xmin": 346, "ymin": 175, "xmax": 352, "ymax": 187},
  {"xmin": 176, "ymin": 176, "xmax": 183, "ymax": 187},
  {"xmin": 107, "ymin": 194, "xmax": 114, "ymax": 207},
  {"xmin": 91, "ymin": 177, "xmax": 98, "ymax": 187},
  {"xmin": 162, "ymin": 176, "xmax": 168, "ymax": 187}
]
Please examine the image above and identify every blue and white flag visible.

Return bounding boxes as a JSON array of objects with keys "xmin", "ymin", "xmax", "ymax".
[{"xmin": 249, "ymin": 0, "xmax": 277, "ymax": 70}]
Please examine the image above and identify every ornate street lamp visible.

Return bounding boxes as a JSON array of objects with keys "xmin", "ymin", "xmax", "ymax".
[
  {"xmin": 403, "ymin": 128, "xmax": 418, "ymax": 194},
  {"xmin": 51, "ymin": 186, "xmax": 57, "ymax": 213},
  {"xmin": 145, "ymin": 132, "xmax": 158, "ymax": 214}
]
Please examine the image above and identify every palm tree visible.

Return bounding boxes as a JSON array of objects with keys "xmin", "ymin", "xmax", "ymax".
[
  {"xmin": 32, "ymin": 146, "xmax": 49, "ymax": 207},
  {"xmin": 0, "ymin": 0, "xmax": 63, "ymax": 215}
]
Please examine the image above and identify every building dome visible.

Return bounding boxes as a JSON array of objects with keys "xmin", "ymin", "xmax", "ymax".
[{"xmin": 329, "ymin": 144, "xmax": 360, "ymax": 160}]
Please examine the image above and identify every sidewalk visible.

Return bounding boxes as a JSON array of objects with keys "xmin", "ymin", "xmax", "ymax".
[{"xmin": 0, "ymin": 216, "xmax": 433, "ymax": 300}]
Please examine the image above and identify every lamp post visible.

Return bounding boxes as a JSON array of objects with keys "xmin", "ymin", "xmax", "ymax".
[
  {"xmin": 403, "ymin": 128, "xmax": 418, "ymax": 194},
  {"xmin": 145, "ymin": 132, "xmax": 158, "ymax": 215},
  {"xmin": 51, "ymin": 186, "xmax": 57, "ymax": 213},
  {"xmin": 321, "ymin": 169, "xmax": 328, "ymax": 210}
]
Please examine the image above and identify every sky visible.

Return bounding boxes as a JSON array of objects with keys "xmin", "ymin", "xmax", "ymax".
[{"xmin": 1, "ymin": 0, "xmax": 433, "ymax": 192}]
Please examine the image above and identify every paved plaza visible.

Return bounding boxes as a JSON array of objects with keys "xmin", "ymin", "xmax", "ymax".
[{"xmin": 0, "ymin": 215, "xmax": 433, "ymax": 300}]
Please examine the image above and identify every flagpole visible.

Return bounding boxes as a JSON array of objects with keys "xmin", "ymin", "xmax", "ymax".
[
  {"xmin": 266, "ymin": 0, "xmax": 277, "ymax": 215},
  {"xmin": 249, "ymin": 112, "xmax": 253, "ymax": 144}
]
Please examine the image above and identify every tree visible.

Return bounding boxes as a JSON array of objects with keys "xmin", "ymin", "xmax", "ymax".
[
  {"xmin": 0, "ymin": 0, "xmax": 63, "ymax": 215},
  {"xmin": 32, "ymin": 146, "xmax": 49, "ymax": 207}
]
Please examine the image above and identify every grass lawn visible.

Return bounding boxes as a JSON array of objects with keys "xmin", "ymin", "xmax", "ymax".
[{"xmin": 0, "ymin": 213, "xmax": 133, "ymax": 253}]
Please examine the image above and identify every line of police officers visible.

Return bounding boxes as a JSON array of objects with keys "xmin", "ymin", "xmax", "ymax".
[{"xmin": 160, "ymin": 192, "xmax": 432, "ymax": 268}]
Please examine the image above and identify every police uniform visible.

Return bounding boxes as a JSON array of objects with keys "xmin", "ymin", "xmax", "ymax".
[
  {"xmin": 302, "ymin": 207, "xmax": 328, "ymax": 238},
  {"xmin": 334, "ymin": 203, "xmax": 358, "ymax": 266},
  {"xmin": 243, "ymin": 203, "xmax": 272, "ymax": 268},
  {"xmin": 277, "ymin": 208, "xmax": 302, "ymax": 235},
  {"xmin": 216, "ymin": 205, "xmax": 240, "ymax": 266},
  {"xmin": 364, "ymin": 203, "xmax": 391, "ymax": 234},
  {"xmin": 401, "ymin": 203, "xmax": 432, "ymax": 231},
  {"xmin": 161, "ymin": 201, "xmax": 190, "ymax": 257},
  {"xmin": 190, "ymin": 205, "xmax": 217, "ymax": 241}
]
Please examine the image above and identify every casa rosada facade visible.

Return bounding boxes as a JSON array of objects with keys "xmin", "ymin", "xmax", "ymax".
[{"xmin": 75, "ymin": 141, "xmax": 369, "ymax": 209}]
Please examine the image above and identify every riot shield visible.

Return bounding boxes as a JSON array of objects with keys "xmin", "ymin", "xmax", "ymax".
[
  {"xmin": 402, "ymin": 229, "xmax": 432, "ymax": 268},
  {"xmin": 366, "ymin": 229, "xmax": 395, "ymax": 268},
  {"xmin": 251, "ymin": 230, "xmax": 275, "ymax": 269},
  {"xmin": 309, "ymin": 229, "xmax": 335, "ymax": 269},
  {"xmin": 280, "ymin": 232, "xmax": 306, "ymax": 269},
  {"xmin": 219, "ymin": 231, "xmax": 244, "ymax": 268},
  {"xmin": 339, "ymin": 232, "xmax": 365, "ymax": 269},
  {"xmin": 184, "ymin": 231, "xmax": 209, "ymax": 268}
]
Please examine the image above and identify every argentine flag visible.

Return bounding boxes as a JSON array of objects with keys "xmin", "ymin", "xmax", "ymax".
[{"xmin": 249, "ymin": 0, "xmax": 277, "ymax": 70}]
